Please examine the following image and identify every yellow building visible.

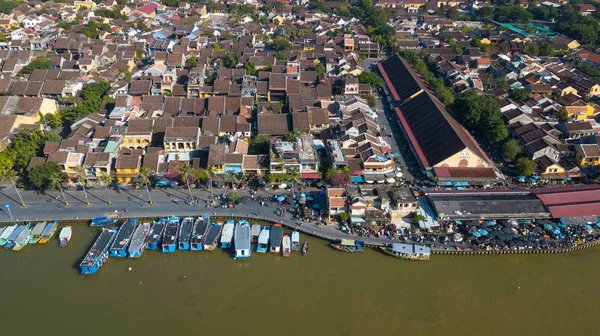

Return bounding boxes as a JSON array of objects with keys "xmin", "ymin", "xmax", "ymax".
[
  {"xmin": 47, "ymin": 151, "xmax": 85, "ymax": 182},
  {"xmin": 122, "ymin": 119, "xmax": 153, "ymax": 150},
  {"xmin": 558, "ymin": 105, "xmax": 594, "ymax": 121},
  {"xmin": 74, "ymin": 0, "xmax": 97, "ymax": 9},
  {"xmin": 115, "ymin": 154, "xmax": 141, "ymax": 183},
  {"xmin": 272, "ymin": 15, "xmax": 284, "ymax": 25},
  {"xmin": 575, "ymin": 144, "xmax": 600, "ymax": 166}
]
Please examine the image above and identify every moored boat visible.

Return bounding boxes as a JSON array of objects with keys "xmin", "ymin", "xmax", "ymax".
[
  {"xmin": 12, "ymin": 225, "xmax": 32, "ymax": 251},
  {"xmin": 257, "ymin": 226, "xmax": 270, "ymax": 253},
  {"xmin": 178, "ymin": 217, "xmax": 194, "ymax": 250},
  {"xmin": 301, "ymin": 241, "xmax": 308, "ymax": 256},
  {"xmin": 220, "ymin": 220, "xmax": 235, "ymax": 249},
  {"xmin": 330, "ymin": 239, "xmax": 364, "ymax": 252},
  {"xmin": 0, "ymin": 224, "xmax": 18, "ymax": 246},
  {"xmin": 190, "ymin": 216, "xmax": 209, "ymax": 251},
  {"xmin": 59, "ymin": 226, "xmax": 72, "ymax": 247},
  {"xmin": 291, "ymin": 231, "xmax": 300, "ymax": 251},
  {"xmin": 234, "ymin": 220, "xmax": 251, "ymax": 259},
  {"xmin": 145, "ymin": 220, "xmax": 166, "ymax": 250},
  {"xmin": 90, "ymin": 216, "xmax": 119, "ymax": 227},
  {"xmin": 251, "ymin": 224, "xmax": 261, "ymax": 244},
  {"xmin": 380, "ymin": 243, "xmax": 431, "ymax": 261},
  {"xmin": 203, "ymin": 222, "xmax": 223, "ymax": 251},
  {"xmin": 5, "ymin": 225, "xmax": 26, "ymax": 249},
  {"xmin": 128, "ymin": 222, "xmax": 151, "ymax": 258},
  {"xmin": 270, "ymin": 224, "xmax": 283, "ymax": 253},
  {"xmin": 282, "ymin": 234, "xmax": 291, "ymax": 258},
  {"xmin": 161, "ymin": 217, "xmax": 180, "ymax": 253},
  {"xmin": 80, "ymin": 228, "xmax": 117, "ymax": 275},
  {"xmin": 109, "ymin": 219, "xmax": 137, "ymax": 257},
  {"xmin": 38, "ymin": 221, "xmax": 58, "ymax": 244},
  {"xmin": 29, "ymin": 222, "xmax": 46, "ymax": 244}
]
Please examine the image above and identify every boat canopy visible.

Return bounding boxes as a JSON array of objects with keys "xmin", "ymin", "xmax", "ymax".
[{"xmin": 340, "ymin": 239, "xmax": 355, "ymax": 246}]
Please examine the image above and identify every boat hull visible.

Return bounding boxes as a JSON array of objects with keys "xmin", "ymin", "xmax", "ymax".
[
  {"xmin": 178, "ymin": 242, "xmax": 190, "ymax": 250},
  {"xmin": 221, "ymin": 242, "xmax": 232, "ymax": 249},
  {"xmin": 330, "ymin": 244, "xmax": 364, "ymax": 252},
  {"xmin": 4, "ymin": 242, "xmax": 15, "ymax": 249},
  {"xmin": 379, "ymin": 247, "xmax": 430, "ymax": 261},
  {"xmin": 29, "ymin": 237, "xmax": 41, "ymax": 244},
  {"xmin": 0, "ymin": 239, "xmax": 6, "ymax": 246},
  {"xmin": 59, "ymin": 239, "xmax": 69, "ymax": 247},
  {"xmin": 257, "ymin": 245, "xmax": 268, "ymax": 253},
  {"xmin": 12, "ymin": 241, "xmax": 28, "ymax": 251},
  {"xmin": 190, "ymin": 243, "xmax": 204, "ymax": 251},
  {"xmin": 162, "ymin": 244, "xmax": 176, "ymax": 253},
  {"xmin": 128, "ymin": 250, "xmax": 143, "ymax": 258},
  {"xmin": 109, "ymin": 250, "xmax": 127, "ymax": 258}
]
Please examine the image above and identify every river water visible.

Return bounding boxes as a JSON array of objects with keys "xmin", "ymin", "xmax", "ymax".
[{"xmin": 1, "ymin": 225, "xmax": 599, "ymax": 336}]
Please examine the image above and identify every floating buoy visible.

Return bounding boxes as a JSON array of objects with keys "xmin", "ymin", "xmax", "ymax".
[{"xmin": 128, "ymin": 267, "xmax": 132, "ymax": 271}]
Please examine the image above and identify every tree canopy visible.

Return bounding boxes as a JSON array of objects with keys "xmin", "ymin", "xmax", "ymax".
[
  {"xmin": 454, "ymin": 90, "xmax": 507, "ymax": 143},
  {"xmin": 17, "ymin": 57, "xmax": 51, "ymax": 77},
  {"xmin": 358, "ymin": 71, "xmax": 383, "ymax": 88},
  {"xmin": 516, "ymin": 157, "xmax": 536, "ymax": 176},
  {"xmin": 28, "ymin": 162, "xmax": 64, "ymax": 190}
]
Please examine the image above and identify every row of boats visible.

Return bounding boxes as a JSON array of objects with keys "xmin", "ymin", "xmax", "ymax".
[
  {"xmin": 329, "ymin": 239, "xmax": 431, "ymax": 260},
  {"xmin": 0, "ymin": 222, "xmax": 72, "ymax": 251},
  {"xmin": 80, "ymin": 216, "xmax": 308, "ymax": 275}
]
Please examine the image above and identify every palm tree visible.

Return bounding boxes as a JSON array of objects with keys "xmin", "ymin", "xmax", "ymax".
[
  {"xmin": 50, "ymin": 172, "xmax": 69, "ymax": 206},
  {"xmin": 99, "ymin": 171, "xmax": 113, "ymax": 206},
  {"xmin": 139, "ymin": 167, "xmax": 153, "ymax": 205},
  {"xmin": 325, "ymin": 167, "xmax": 337, "ymax": 182},
  {"xmin": 206, "ymin": 165, "xmax": 215, "ymax": 201},
  {"xmin": 287, "ymin": 169, "xmax": 301, "ymax": 198},
  {"xmin": 76, "ymin": 165, "xmax": 90, "ymax": 206},
  {"xmin": 179, "ymin": 163, "xmax": 195, "ymax": 200},
  {"xmin": 1, "ymin": 169, "xmax": 25, "ymax": 207},
  {"xmin": 226, "ymin": 170, "xmax": 239, "ymax": 188}
]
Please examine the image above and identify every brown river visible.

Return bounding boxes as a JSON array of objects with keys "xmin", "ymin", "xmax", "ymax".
[{"xmin": 1, "ymin": 225, "xmax": 599, "ymax": 336}]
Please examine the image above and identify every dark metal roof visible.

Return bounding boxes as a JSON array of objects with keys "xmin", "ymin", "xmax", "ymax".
[{"xmin": 378, "ymin": 54, "xmax": 424, "ymax": 102}]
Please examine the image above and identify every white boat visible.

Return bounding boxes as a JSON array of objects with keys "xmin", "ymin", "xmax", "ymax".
[
  {"xmin": 257, "ymin": 226, "xmax": 270, "ymax": 253},
  {"xmin": 250, "ymin": 224, "xmax": 261, "ymax": 243},
  {"xmin": 0, "ymin": 225, "xmax": 15, "ymax": 246},
  {"xmin": 29, "ymin": 222, "xmax": 47, "ymax": 244},
  {"xmin": 13, "ymin": 226, "xmax": 32, "ymax": 251},
  {"xmin": 220, "ymin": 220, "xmax": 234, "ymax": 249},
  {"xmin": 234, "ymin": 220, "xmax": 251, "ymax": 259},
  {"xmin": 282, "ymin": 234, "xmax": 291, "ymax": 258},
  {"xmin": 59, "ymin": 226, "xmax": 72, "ymax": 247},
  {"xmin": 291, "ymin": 231, "xmax": 300, "ymax": 251}
]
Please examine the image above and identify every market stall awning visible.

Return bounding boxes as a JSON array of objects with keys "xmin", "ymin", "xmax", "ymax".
[{"xmin": 301, "ymin": 172, "xmax": 321, "ymax": 179}]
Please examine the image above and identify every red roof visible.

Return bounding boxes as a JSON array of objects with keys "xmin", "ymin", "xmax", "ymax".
[
  {"xmin": 377, "ymin": 63, "xmax": 400, "ymax": 102},
  {"xmin": 301, "ymin": 172, "xmax": 321, "ymax": 179},
  {"xmin": 532, "ymin": 184, "xmax": 600, "ymax": 218},
  {"xmin": 433, "ymin": 167, "xmax": 498, "ymax": 179},
  {"xmin": 138, "ymin": 2, "xmax": 158, "ymax": 15},
  {"xmin": 395, "ymin": 107, "xmax": 429, "ymax": 167}
]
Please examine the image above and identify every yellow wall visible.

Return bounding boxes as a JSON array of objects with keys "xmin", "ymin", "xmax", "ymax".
[
  {"xmin": 559, "ymin": 86, "xmax": 578, "ymax": 96},
  {"xmin": 122, "ymin": 136, "xmax": 151, "ymax": 149},
  {"xmin": 74, "ymin": 1, "xmax": 96, "ymax": 9},
  {"xmin": 590, "ymin": 85, "xmax": 600, "ymax": 97},
  {"xmin": 435, "ymin": 148, "xmax": 490, "ymax": 168}
]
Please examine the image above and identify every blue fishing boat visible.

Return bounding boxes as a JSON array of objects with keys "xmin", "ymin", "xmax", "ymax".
[
  {"xmin": 80, "ymin": 228, "xmax": 117, "ymax": 275},
  {"xmin": 29, "ymin": 222, "xmax": 47, "ymax": 244},
  {"xmin": 145, "ymin": 220, "xmax": 166, "ymax": 250},
  {"xmin": 178, "ymin": 217, "xmax": 194, "ymax": 250},
  {"xmin": 220, "ymin": 220, "xmax": 235, "ymax": 249},
  {"xmin": 38, "ymin": 221, "xmax": 58, "ymax": 244},
  {"xmin": 90, "ymin": 215, "xmax": 120, "ymax": 227},
  {"xmin": 234, "ymin": 220, "xmax": 251, "ymax": 259},
  {"xmin": 12, "ymin": 225, "xmax": 32, "ymax": 251},
  {"xmin": 4, "ymin": 224, "xmax": 27, "ymax": 249},
  {"xmin": 203, "ymin": 222, "xmax": 223, "ymax": 251},
  {"xmin": 257, "ymin": 226, "xmax": 270, "ymax": 253},
  {"xmin": 190, "ymin": 216, "xmax": 209, "ymax": 251},
  {"xmin": 127, "ymin": 222, "xmax": 151, "ymax": 258},
  {"xmin": 162, "ymin": 217, "xmax": 180, "ymax": 253},
  {"xmin": 109, "ymin": 218, "xmax": 137, "ymax": 258}
]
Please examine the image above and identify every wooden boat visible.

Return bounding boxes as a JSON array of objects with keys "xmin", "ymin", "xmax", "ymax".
[
  {"xmin": 80, "ymin": 228, "xmax": 117, "ymax": 275},
  {"xmin": 128, "ymin": 222, "xmax": 151, "ymax": 258},
  {"xmin": 90, "ymin": 216, "xmax": 119, "ymax": 227},
  {"xmin": 190, "ymin": 216, "xmax": 209, "ymax": 251},
  {"xmin": 0, "ymin": 224, "xmax": 17, "ymax": 246},
  {"xmin": 38, "ymin": 221, "xmax": 58, "ymax": 244},
  {"xmin": 145, "ymin": 220, "xmax": 166, "ymax": 250},
  {"xmin": 5, "ymin": 225, "xmax": 26, "ymax": 249},
  {"xmin": 291, "ymin": 231, "xmax": 300, "ymax": 251},
  {"xmin": 301, "ymin": 241, "xmax": 308, "ymax": 256},
  {"xmin": 109, "ymin": 219, "xmax": 137, "ymax": 257},
  {"xmin": 59, "ymin": 226, "xmax": 72, "ymax": 247},
  {"xmin": 162, "ymin": 217, "xmax": 180, "ymax": 253},
  {"xmin": 282, "ymin": 234, "xmax": 291, "ymax": 258},
  {"xmin": 330, "ymin": 239, "xmax": 364, "ymax": 253},
  {"xmin": 178, "ymin": 217, "xmax": 194, "ymax": 250},
  {"xmin": 29, "ymin": 222, "xmax": 46, "ymax": 244},
  {"xmin": 257, "ymin": 226, "xmax": 270, "ymax": 253},
  {"xmin": 203, "ymin": 222, "xmax": 223, "ymax": 251},
  {"xmin": 269, "ymin": 224, "xmax": 282, "ymax": 253},
  {"xmin": 12, "ymin": 225, "xmax": 32, "ymax": 251},
  {"xmin": 234, "ymin": 220, "xmax": 251, "ymax": 259},
  {"xmin": 380, "ymin": 243, "xmax": 431, "ymax": 261},
  {"xmin": 250, "ymin": 224, "xmax": 261, "ymax": 244},
  {"xmin": 220, "ymin": 220, "xmax": 235, "ymax": 249}
]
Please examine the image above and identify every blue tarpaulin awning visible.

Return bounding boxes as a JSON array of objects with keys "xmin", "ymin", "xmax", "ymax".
[
  {"xmin": 352, "ymin": 176, "xmax": 364, "ymax": 183},
  {"xmin": 277, "ymin": 196, "xmax": 285, "ymax": 202}
]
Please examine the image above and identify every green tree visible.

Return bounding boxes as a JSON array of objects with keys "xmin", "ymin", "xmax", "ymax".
[
  {"xmin": 227, "ymin": 191, "xmax": 241, "ymax": 203},
  {"xmin": 273, "ymin": 52, "xmax": 287, "ymax": 61},
  {"xmin": 313, "ymin": 61, "xmax": 325, "ymax": 76},
  {"xmin": 50, "ymin": 168, "xmax": 69, "ymax": 206},
  {"xmin": 17, "ymin": 57, "xmax": 52, "ymax": 76},
  {"xmin": 99, "ymin": 171, "xmax": 113, "ymax": 206},
  {"xmin": 0, "ymin": 0, "xmax": 20, "ymax": 14},
  {"xmin": 538, "ymin": 43, "xmax": 554, "ymax": 57},
  {"xmin": 358, "ymin": 71, "xmax": 383, "ymax": 88},
  {"xmin": 516, "ymin": 157, "xmax": 536, "ymax": 176},
  {"xmin": 11, "ymin": 129, "xmax": 58, "ymax": 173},
  {"xmin": 244, "ymin": 59, "xmax": 257, "ymax": 76},
  {"xmin": 524, "ymin": 43, "xmax": 539, "ymax": 56},
  {"xmin": 28, "ymin": 162, "xmax": 62, "ymax": 190},
  {"xmin": 0, "ymin": 168, "xmax": 25, "ymax": 207},
  {"xmin": 364, "ymin": 94, "xmax": 377, "ymax": 107},
  {"xmin": 193, "ymin": 168, "xmax": 209, "ymax": 184},
  {"xmin": 76, "ymin": 165, "xmax": 91, "ymax": 206},
  {"xmin": 270, "ymin": 36, "xmax": 291, "ymax": 51},
  {"xmin": 510, "ymin": 88, "xmax": 531, "ymax": 101},
  {"xmin": 186, "ymin": 56, "xmax": 198, "ymax": 69},
  {"xmin": 286, "ymin": 128, "xmax": 301, "ymax": 142},
  {"xmin": 286, "ymin": 168, "xmax": 300, "ymax": 198},
  {"xmin": 179, "ymin": 163, "xmax": 195, "ymax": 199},
  {"xmin": 502, "ymin": 140, "xmax": 522, "ymax": 161},
  {"xmin": 248, "ymin": 135, "xmax": 270, "ymax": 154},
  {"xmin": 139, "ymin": 167, "xmax": 153, "ymax": 205},
  {"xmin": 258, "ymin": 15, "xmax": 269, "ymax": 25},
  {"xmin": 221, "ymin": 55, "xmax": 235, "ymax": 68},
  {"xmin": 338, "ymin": 211, "xmax": 349, "ymax": 222},
  {"xmin": 492, "ymin": 78, "xmax": 510, "ymax": 90}
]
